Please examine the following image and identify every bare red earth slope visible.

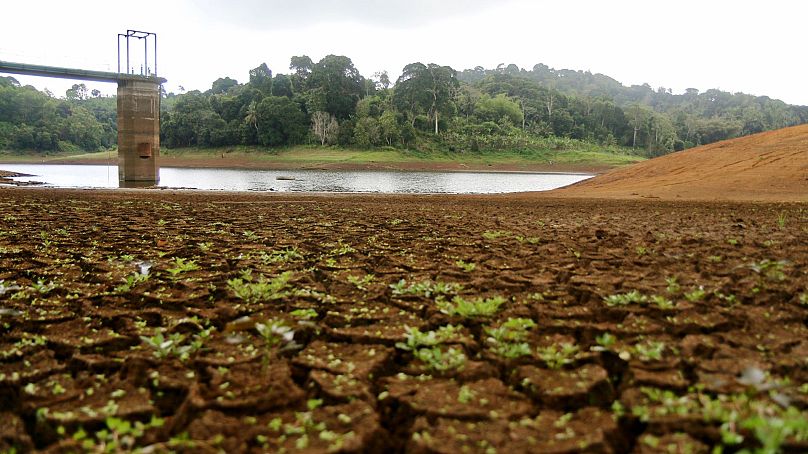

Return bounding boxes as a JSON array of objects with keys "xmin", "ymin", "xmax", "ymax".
[{"xmin": 551, "ymin": 124, "xmax": 808, "ymax": 202}]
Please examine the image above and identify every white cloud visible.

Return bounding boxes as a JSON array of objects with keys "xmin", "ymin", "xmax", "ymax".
[{"xmin": 1, "ymin": 0, "xmax": 806, "ymax": 105}]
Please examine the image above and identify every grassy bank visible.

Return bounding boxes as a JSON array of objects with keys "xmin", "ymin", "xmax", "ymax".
[{"xmin": 0, "ymin": 144, "xmax": 645, "ymax": 173}]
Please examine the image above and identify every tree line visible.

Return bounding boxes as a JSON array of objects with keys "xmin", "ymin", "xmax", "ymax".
[{"xmin": 2, "ymin": 58, "xmax": 807, "ymax": 156}]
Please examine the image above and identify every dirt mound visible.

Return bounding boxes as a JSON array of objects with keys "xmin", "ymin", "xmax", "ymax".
[{"xmin": 550, "ymin": 124, "xmax": 808, "ymax": 201}]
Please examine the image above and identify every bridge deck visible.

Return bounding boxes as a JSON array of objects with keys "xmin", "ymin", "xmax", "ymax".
[{"xmin": 0, "ymin": 60, "xmax": 166, "ymax": 84}]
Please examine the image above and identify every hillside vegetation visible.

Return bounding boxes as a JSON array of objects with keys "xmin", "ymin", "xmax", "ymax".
[{"xmin": 1, "ymin": 58, "xmax": 806, "ymax": 160}]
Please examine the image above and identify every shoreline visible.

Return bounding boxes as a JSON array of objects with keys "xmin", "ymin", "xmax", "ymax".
[{"xmin": 0, "ymin": 157, "xmax": 611, "ymax": 175}]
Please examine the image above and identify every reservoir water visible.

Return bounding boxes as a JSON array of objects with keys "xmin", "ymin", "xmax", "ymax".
[{"xmin": 0, "ymin": 164, "xmax": 592, "ymax": 194}]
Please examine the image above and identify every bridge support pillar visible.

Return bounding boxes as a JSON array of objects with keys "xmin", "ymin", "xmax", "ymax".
[{"xmin": 117, "ymin": 79, "xmax": 160, "ymax": 186}]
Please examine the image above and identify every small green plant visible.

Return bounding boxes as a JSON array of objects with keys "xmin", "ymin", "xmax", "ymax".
[
  {"xmin": 482, "ymin": 230, "xmax": 509, "ymax": 240},
  {"xmin": 799, "ymin": 293, "xmax": 807, "ymax": 306},
  {"xmin": 242, "ymin": 230, "xmax": 260, "ymax": 241},
  {"xmin": 776, "ymin": 211, "xmax": 787, "ymax": 230},
  {"xmin": 727, "ymin": 238, "xmax": 739, "ymax": 246},
  {"xmin": 396, "ymin": 325, "xmax": 460, "ymax": 351},
  {"xmin": 197, "ymin": 242, "xmax": 212, "ymax": 252},
  {"xmin": 290, "ymin": 309, "xmax": 318, "ymax": 320},
  {"xmin": 329, "ymin": 242, "xmax": 356, "ymax": 256},
  {"xmin": 455, "ymin": 260, "xmax": 476, "ymax": 272},
  {"xmin": 684, "ymin": 287, "xmax": 707, "ymax": 302},
  {"xmin": 592, "ymin": 332, "xmax": 617, "ymax": 351},
  {"xmin": 390, "ymin": 279, "xmax": 462, "ymax": 298},
  {"xmin": 227, "ymin": 270, "xmax": 292, "ymax": 304},
  {"xmin": 139, "ymin": 331, "xmax": 201, "ymax": 361},
  {"xmin": 346, "ymin": 273, "xmax": 374, "ymax": 290},
  {"xmin": 165, "ymin": 257, "xmax": 200, "ymax": 278},
  {"xmin": 114, "ymin": 272, "xmax": 149, "ymax": 293},
  {"xmin": 70, "ymin": 416, "xmax": 165, "ymax": 453},
  {"xmin": 635, "ymin": 246, "xmax": 648, "ymax": 256},
  {"xmin": 665, "ymin": 276, "xmax": 681, "ymax": 294},
  {"xmin": 485, "ymin": 318, "xmax": 536, "ymax": 359},
  {"xmin": 437, "ymin": 295, "xmax": 505, "ymax": 318},
  {"xmin": 457, "ymin": 385, "xmax": 476, "ymax": 404},
  {"xmin": 749, "ymin": 259, "xmax": 787, "ymax": 282},
  {"xmin": 650, "ymin": 295, "xmax": 675, "ymax": 310},
  {"xmin": 412, "ymin": 346, "xmax": 467, "ymax": 372},
  {"xmin": 603, "ymin": 290, "xmax": 647, "ymax": 307},
  {"xmin": 632, "ymin": 340, "xmax": 666, "ymax": 362},
  {"xmin": 30, "ymin": 280, "xmax": 57, "ymax": 295},
  {"xmin": 538, "ymin": 343, "xmax": 580, "ymax": 369},
  {"xmin": 260, "ymin": 247, "xmax": 303, "ymax": 264},
  {"xmin": 255, "ymin": 319, "xmax": 297, "ymax": 351}
]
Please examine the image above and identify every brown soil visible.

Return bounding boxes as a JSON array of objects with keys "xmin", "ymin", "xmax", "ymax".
[
  {"xmin": 0, "ymin": 187, "xmax": 805, "ymax": 452},
  {"xmin": 549, "ymin": 124, "xmax": 808, "ymax": 202}
]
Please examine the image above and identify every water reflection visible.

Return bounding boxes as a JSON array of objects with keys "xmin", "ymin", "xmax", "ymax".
[{"xmin": 0, "ymin": 164, "xmax": 592, "ymax": 194}]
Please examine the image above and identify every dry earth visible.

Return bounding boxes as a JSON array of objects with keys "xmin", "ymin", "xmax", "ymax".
[
  {"xmin": 0, "ymin": 188, "xmax": 806, "ymax": 453},
  {"xmin": 550, "ymin": 124, "xmax": 808, "ymax": 202}
]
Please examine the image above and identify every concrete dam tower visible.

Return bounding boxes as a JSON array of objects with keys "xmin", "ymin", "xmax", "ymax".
[{"xmin": 117, "ymin": 78, "xmax": 160, "ymax": 184}]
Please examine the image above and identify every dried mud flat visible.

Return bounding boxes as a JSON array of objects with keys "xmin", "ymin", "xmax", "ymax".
[{"xmin": 0, "ymin": 188, "xmax": 806, "ymax": 453}]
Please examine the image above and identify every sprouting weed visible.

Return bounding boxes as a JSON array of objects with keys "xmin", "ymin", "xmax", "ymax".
[
  {"xmin": 329, "ymin": 242, "xmax": 356, "ymax": 256},
  {"xmin": 777, "ymin": 211, "xmax": 787, "ymax": 230},
  {"xmin": 290, "ymin": 309, "xmax": 318, "ymax": 320},
  {"xmin": 603, "ymin": 290, "xmax": 647, "ymax": 307},
  {"xmin": 650, "ymin": 295, "xmax": 675, "ymax": 310},
  {"xmin": 799, "ymin": 293, "xmax": 808, "ymax": 306},
  {"xmin": 437, "ymin": 295, "xmax": 505, "ymax": 318},
  {"xmin": 665, "ymin": 277, "xmax": 681, "ymax": 294},
  {"xmin": 115, "ymin": 272, "xmax": 150, "ymax": 293},
  {"xmin": 595, "ymin": 332, "xmax": 617, "ymax": 349},
  {"xmin": 684, "ymin": 287, "xmax": 707, "ymax": 302},
  {"xmin": 538, "ymin": 343, "xmax": 580, "ymax": 369},
  {"xmin": 255, "ymin": 319, "xmax": 297, "ymax": 351},
  {"xmin": 482, "ymin": 230, "xmax": 509, "ymax": 240},
  {"xmin": 636, "ymin": 246, "xmax": 648, "ymax": 256},
  {"xmin": 749, "ymin": 259, "xmax": 788, "ymax": 282},
  {"xmin": 165, "ymin": 258, "xmax": 200, "ymax": 278},
  {"xmin": 455, "ymin": 260, "xmax": 476, "ymax": 272},
  {"xmin": 30, "ymin": 280, "xmax": 57, "ymax": 295},
  {"xmin": 346, "ymin": 274, "xmax": 374, "ymax": 290},
  {"xmin": 260, "ymin": 247, "xmax": 303, "ymax": 264},
  {"xmin": 197, "ymin": 242, "xmax": 213, "ymax": 252},
  {"xmin": 390, "ymin": 279, "xmax": 462, "ymax": 298},
  {"xmin": 632, "ymin": 341, "xmax": 666, "ymax": 362},
  {"xmin": 457, "ymin": 385, "xmax": 476, "ymax": 404},
  {"xmin": 485, "ymin": 318, "xmax": 537, "ymax": 359},
  {"xmin": 242, "ymin": 230, "xmax": 260, "ymax": 241},
  {"xmin": 139, "ymin": 329, "xmax": 209, "ymax": 361},
  {"xmin": 396, "ymin": 325, "xmax": 461, "ymax": 351},
  {"xmin": 227, "ymin": 271, "xmax": 292, "ymax": 304},
  {"xmin": 412, "ymin": 346, "xmax": 467, "ymax": 372}
]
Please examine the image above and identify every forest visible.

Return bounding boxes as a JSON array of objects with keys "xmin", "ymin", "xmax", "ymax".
[{"xmin": 1, "ymin": 57, "xmax": 807, "ymax": 156}]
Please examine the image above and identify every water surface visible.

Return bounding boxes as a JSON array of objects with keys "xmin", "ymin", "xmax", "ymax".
[{"xmin": 0, "ymin": 164, "xmax": 592, "ymax": 194}]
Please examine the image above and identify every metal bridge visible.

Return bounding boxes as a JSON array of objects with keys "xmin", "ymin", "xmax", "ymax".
[{"xmin": 0, "ymin": 30, "xmax": 165, "ymax": 186}]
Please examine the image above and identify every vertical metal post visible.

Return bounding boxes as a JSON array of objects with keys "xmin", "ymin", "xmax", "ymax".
[
  {"xmin": 144, "ymin": 36, "xmax": 148, "ymax": 75},
  {"xmin": 117, "ymin": 35, "xmax": 120, "ymax": 73},
  {"xmin": 126, "ymin": 35, "xmax": 130, "ymax": 74},
  {"xmin": 154, "ymin": 34, "xmax": 157, "ymax": 76}
]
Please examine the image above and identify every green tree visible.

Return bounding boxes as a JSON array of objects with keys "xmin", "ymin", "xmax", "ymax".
[
  {"xmin": 255, "ymin": 96, "xmax": 308, "ymax": 146},
  {"xmin": 307, "ymin": 55, "xmax": 365, "ymax": 120}
]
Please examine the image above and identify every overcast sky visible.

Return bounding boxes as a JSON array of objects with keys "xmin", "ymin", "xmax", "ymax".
[{"xmin": 1, "ymin": 0, "xmax": 806, "ymax": 105}]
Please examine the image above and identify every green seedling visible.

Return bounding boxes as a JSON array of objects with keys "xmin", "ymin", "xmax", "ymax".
[
  {"xmin": 777, "ymin": 211, "xmax": 787, "ymax": 230},
  {"xmin": 396, "ymin": 325, "xmax": 460, "ymax": 351},
  {"xmin": 165, "ymin": 258, "xmax": 200, "ymax": 278},
  {"xmin": 140, "ymin": 332, "xmax": 198, "ymax": 361},
  {"xmin": 749, "ymin": 259, "xmax": 787, "ymax": 282},
  {"xmin": 684, "ymin": 287, "xmax": 707, "ymax": 302},
  {"xmin": 290, "ymin": 309, "xmax": 318, "ymax": 320},
  {"xmin": 603, "ymin": 290, "xmax": 647, "ymax": 307},
  {"xmin": 69, "ymin": 416, "xmax": 165, "ymax": 453},
  {"xmin": 114, "ymin": 272, "xmax": 149, "ymax": 294},
  {"xmin": 650, "ymin": 295, "xmax": 675, "ymax": 310},
  {"xmin": 482, "ymin": 230, "xmax": 509, "ymax": 240},
  {"xmin": 390, "ymin": 279, "xmax": 462, "ymax": 298},
  {"xmin": 346, "ymin": 274, "xmax": 374, "ymax": 290},
  {"xmin": 632, "ymin": 340, "xmax": 666, "ymax": 362},
  {"xmin": 255, "ymin": 319, "xmax": 298, "ymax": 351},
  {"xmin": 538, "ymin": 343, "xmax": 580, "ymax": 369},
  {"xmin": 665, "ymin": 276, "xmax": 681, "ymax": 294},
  {"xmin": 485, "ymin": 318, "xmax": 536, "ymax": 359},
  {"xmin": 455, "ymin": 260, "xmax": 476, "ymax": 272},
  {"xmin": 437, "ymin": 295, "xmax": 505, "ymax": 318},
  {"xmin": 260, "ymin": 247, "xmax": 303, "ymax": 264},
  {"xmin": 227, "ymin": 270, "xmax": 292, "ymax": 304},
  {"xmin": 412, "ymin": 346, "xmax": 467, "ymax": 372}
]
